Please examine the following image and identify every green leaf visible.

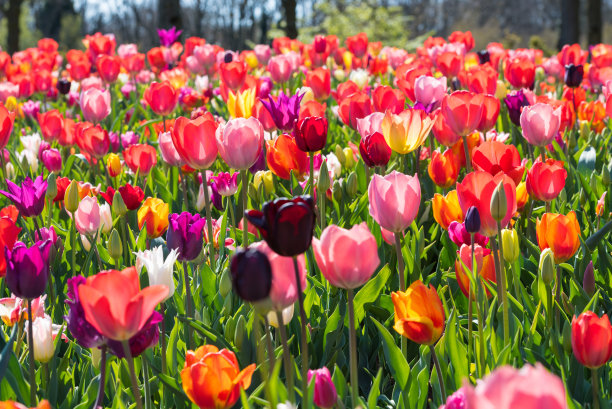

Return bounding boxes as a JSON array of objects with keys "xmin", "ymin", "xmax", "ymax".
[
  {"xmin": 445, "ymin": 309, "xmax": 468, "ymax": 386},
  {"xmin": 371, "ymin": 317, "xmax": 410, "ymax": 389},
  {"xmin": 345, "ymin": 265, "xmax": 391, "ymax": 327},
  {"xmin": 367, "ymin": 368, "xmax": 382, "ymax": 409},
  {"xmin": 0, "ymin": 326, "xmax": 17, "ymax": 381}
]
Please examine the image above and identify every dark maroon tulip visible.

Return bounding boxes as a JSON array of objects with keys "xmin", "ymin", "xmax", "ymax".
[
  {"xmin": 503, "ymin": 90, "xmax": 530, "ymax": 127},
  {"xmin": 166, "ymin": 212, "xmax": 207, "ymax": 261},
  {"xmin": 294, "ymin": 116, "xmax": 328, "ymax": 153},
  {"xmin": 313, "ymin": 35, "xmax": 327, "ymax": 54},
  {"xmin": 564, "ymin": 64, "xmax": 584, "ymax": 88},
  {"xmin": 57, "ymin": 78, "xmax": 71, "ymax": 95},
  {"xmin": 246, "ymin": 195, "xmax": 316, "ymax": 257},
  {"xmin": 5, "ymin": 240, "xmax": 51, "ymax": 299},
  {"xmin": 464, "ymin": 206, "xmax": 481, "ymax": 234},
  {"xmin": 230, "ymin": 247, "xmax": 272, "ymax": 302},
  {"xmin": 359, "ymin": 132, "xmax": 391, "ymax": 168}
]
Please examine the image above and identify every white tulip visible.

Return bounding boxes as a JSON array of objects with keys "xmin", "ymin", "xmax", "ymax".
[
  {"xmin": 99, "ymin": 203, "xmax": 113, "ymax": 234},
  {"xmin": 134, "ymin": 246, "xmax": 179, "ymax": 301},
  {"xmin": 31, "ymin": 316, "xmax": 54, "ymax": 363},
  {"xmin": 267, "ymin": 304, "xmax": 294, "ymax": 328}
]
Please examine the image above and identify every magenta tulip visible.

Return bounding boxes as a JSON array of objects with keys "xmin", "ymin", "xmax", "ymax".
[
  {"xmin": 520, "ymin": 102, "xmax": 562, "ymax": 147},
  {"xmin": 216, "ymin": 117, "xmax": 264, "ymax": 170},
  {"xmin": 312, "ymin": 223, "xmax": 379, "ymax": 289},
  {"xmin": 307, "ymin": 367, "xmax": 337, "ymax": 409},
  {"xmin": 368, "ymin": 171, "xmax": 421, "ymax": 233}
]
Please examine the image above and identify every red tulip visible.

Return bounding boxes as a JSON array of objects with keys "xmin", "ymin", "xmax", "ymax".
[
  {"xmin": 294, "ymin": 116, "xmax": 328, "ymax": 153},
  {"xmin": 338, "ymin": 91, "xmax": 373, "ymax": 129},
  {"xmin": 37, "ymin": 109, "xmax": 64, "ymax": 142},
  {"xmin": 428, "ymin": 148, "xmax": 460, "ymax": 188},
  {"xmin": 449, "ymin": 30, "xmax": 475, "ymax": 52},
  {"xmin": 372, "ymin": 86, "xmax": 405, "ymax": 114},
  {"xmin": 477, "ymin": 94, "xmax": 500, "ymax": 132},
  {"xmin": 526, "ymin": 159, "xmax": 567, "ymax": 202},
  {"xmin": 96, "ymin": 55, "xmax": 121, "ymax": 83},
  {"xmin": 431, "ymin": 109, "xmax": 461, "ymax": 146},
  {"xmin": 465, "ymin": 64, "xmax": 497, "ymax": 95},
  {"xmin": 100, "ymin": 184, "xmax": 145, "ymax": 211},
  {"xmin": 305, "ymin": 68, "xmax": 331, "ymax": 100},
  {"xmin": 144, "ymin": 81, "xmax": 179, "ymax": 117},
  {"xmin": 436, "ymin": 51, "xmax": 463, "ymax": 78},
  {"xmin": 0, "ymin": 103, "xmax": 16, "ymax": 149},
  {"xmin": 0, "ymin": 216, "xmax": 21, "ymax": 277},
  {"xmin": 359, "ymin": 132, "xmax": 391, "ymax": 168},
  {"xmin": 75, "ymin": 122, "xmax": 110, "ymax": 159},
  {"xmin": 59, "ymin": 118, "xmax": 76, "ymax": 147},
  {"xmin": 504, "ymin": 55, "xmax": 535, "ymax": 89},
  {"xmin": 441, "ymin": 91, "xmax": 484, "ymax": 137},
  {"xmin": 396, "ymin": 65, "xmax": 430, "ymax": 103},
  {"xmin": 346, "ymin": 32, "xmax": 368, "ymax": 58},
  {"xmin": 457, "ymin": 171, "xmax": 517, "ymax": 237},
  {"xmin": 471, "ymin": 141, "xmax": 525, "ymax": 185},
  {"xmin": 219, "ymin": 61, "xmax": 247, "ymax": 91},
  {"xmin": 171, "ymin": 113, "xmax": 218, "ymax": 170},
  {"xmin": 123, "ymin": 144, "xmax": 158, "ymax": 174},
  {"xmin": 571, "ymin": 311, "xmax": 612, "ymax": 369}
]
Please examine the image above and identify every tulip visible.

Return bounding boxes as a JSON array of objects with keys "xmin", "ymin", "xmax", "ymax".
[
  {"xmin": 368, "ymin": 171, "xmax": 420, "ymax": 233},
  {"xmin": 359, "ymin": 132, "xmax": 392, "ymax": 168},
  {"xmin": 476, "ymin": 94, "xmax": 500, "ymax": 133},
  {"xmin": 312, "ymin": 223, "xmax": 379, "ymax": 289},
  {"xmin": 356, "ymin": 112, "xmax": 384, "ymax": 139},
  {"xmin": 440, "ymin": 387, "xmax": 467, "ymax": 409},
  {"xmin": 564, "ymin": 64, "xmax": 584, "ymax": 88},
  {"xmin": 78, "ymin": 267, "xmax": 168, "ymax": 341},
  {"xmin": 107, "ymin": 153, "xmax": 122, "ymax": 177},
  {"xmin": 31, "ymin": 315, "xmax": 54, "ymax": 363},
  {"xmin": 181, "ymin": 345, "xmax": 256, "ymax": 409},
  {"xmin": 101, "ymin": 184, "xmax": 144, "ymax": 211},
  {"xmin": 229, "ymin": 247, "xmax": 272, "ymax": 303},
  {"xmin": 428, "ymin": 148, "xmax": 460, "ymax": 188},
  {"xmin": 372, "ymin": 85, "xmax": 405, "ymax": 114},
  {"xmin": 457, "ymin": 171, "xmax": 517, "ymax": 237},
  {"xmin": 215, "ymin": 117, "xmax": 264, "ymax": 170},
  {"xmin": 448, "ymin": 220, "xmax": 489, "ymax": 248},
  {"xmin": 571, "ymin": 311, "xmax": 612, "ymax": 369},
  {"xmin": 219, "ymin": 61, "xmax": 247, "ymax": 91},
  {"xmin": 503, "ymin": 90, "xmax": 530, "ymax": 127},
  {"xmin": 308, "ymin": 367, "xmax": 338, "ymax": 409},
  {"xmin": 0, "ymin": 175, "xmax": 47, "ymax": 218},
  {"xmin": 504, "ymin": 55, "xmax": 536, "ymax": 89},
  {"xmin": 261, "ymin": 91, "xmax": 303, "ymax": 131},
  {"xmin": 381, "ymin": 109, "xmax": 434, "ymax": 154},
  {"xmin": 106, "ymin": 311, "xmax": 162, "ymax": 359},
  {"xmin": 37, "ymin": 109, "xmax": 64, "ymax": 142},
  {"xmin": 392, "ymin": 280, "xmax": 445, "ymax": 345},
  {"xmin": 414, "ymin": 75, "xmax": 447, "ymax": 107},
  {"xmin": 525, "ymin": 159, "xmax": 567, "ymax": 202},
  {"xmin": 227, "ymin": 88, "xmax": 256, "ymax": 118},
  {"xmin": 80, "ymin": 88, "xmax": 111, "ymax": 123},
  {"xmin": 5, "ymin": 240, "xmax": 51, "ymax": 299},
  {"xmin": 501, "ymin": 228, "xmax": 519, "ymax": 262},
  {"xmin": 75, "ymin": 123, "xmax": 110, "ymax": 159},
  {"xmin": 347, "ymin": 32, "xmax": 368, "ymax": 57},
  {"xmin": 536, "ymin": 211, "xmax": 580, "ymax": 263},
  {"xmin": 268, "ymin": 55, "xmax": 293, "ymax": 84},
  {"xmin": 171, "ymin": 113, "xmax": 218, "ymax": 170},
  {"xmin": 41, "ymin": 149, "xmax": 62, "ymax": 173},
  {"xmin": 123, "ymin": 144, "xmax": 158, "ymax": 175},
  {"xmin": 294, "ymin": 116, "xmax": 328, "ymax": 153},
  {"xmin": 465, "ymin": 64, "xmax": 497, "ymax": 95},
  {"xmin": 463, "ymin": 364, "xmax": 569, "ymax": 409},
  {"xmin": 157, "ymin": 131, "xmax": 183, "ymax": 167},
  {"xmin": 266, "ymin": 134, "xmax": 309, "ymax": 180},
  {"xmin": 432, "ymin": 190, "xmax": 464, "ymax": 230},
  {"xmin": 96, "ymin": 55, "xmax": 121, "ymax": 83},
  {"xmin": 583, "ymin": 261, "xmax": 595, "ymax": 296},
  {"xmin": 137, "ymin": 198, "xmax": 170, "ymax": 239},
  {"xmin": 454, "ymin": 244, "xmax": 496, "ymax": 298},
  {"xmin": 144, "ymin": 81, "xmax": 178, "ymax": 116},
  {"xmin": 441, "ymin": 91, "xmax": 484, "ymax": 137},
  {"xmin": 520, "ymin": 103, "xmax": 562, "ymax": 147},
  {"xmin": 211, "ymin": 172, "xmax": 239, "ymax": 196},
  {"xmin": 0, "ymin": 103, "xmax": 15, "ymax": 149},
  {"xmin": 539, "ymin": 248, "xmax": 555, "ymax": 285},
  {"xmin": 166, "ymin": 212, "xmax": 207, "ymax": 261},
  {"xmin": 338, "ymin": 91, "xmax": 373, "ymax": 129},
  {"xmin": 432, "ymin": 109, "xmax": 462, "ymax": 146},
  {"xmin": 0, "ymin": 216, "xmax": 21, "ymax": 277},
  {"xmin": 75, "ymin": 196, "xmax": 101, "ymax": 236},
  {"xmin": 246, "ymin": 196, "xmax": 315, "ymax": 257},
  {"xmin": 135, "ymin": 246, "xmax": 179, "ymax": 301},
  {"xmin": 471, "ymin": 141, "xmax": 525, "ymax": 186}
]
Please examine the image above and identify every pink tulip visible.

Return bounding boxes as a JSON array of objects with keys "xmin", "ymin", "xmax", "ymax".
[
  {"xmin": 463, "ymin": 364, "xmax": 568, "ymax": 409},
  {"xmin": 307, "ymin": 367, "xmax": 337, "ymax": 409},
  {"xmin": 0, "ymin": 82, "xmax": 19, "ymax": 103},
  {"xmin": 41, "ymin": 148, "xmax": 62, "ymax": 172},
  {"xmin": 414, "ymin": 75, "xmax": 447, "ymax": 107},
  {"xmin": 520, "ymin": 102, "xmax": 561, "ymax": 147},
  {"xmin": 254, "ymin": 44, "xmax": 272, "ymax": 65},
  {"xmin": 312, "ymin": 223, "xmax": 380, "ymax": 289},
  {"xmin": 80, "ymin": 88, "xmax": 111, "ymax": 123},
  {"xmin": 158, "ymin": 131, "xmax": 184, "ymax": 167},
  {"xmin": 216, "ymin": 117, "xmax": 264, "ymax": 170},
  {"xmin": 356, "ymin": 112, "xmax": 384, "ymax": 139},
  {"xmin": 80, "ymin": 77, "xmax": 104, "ymax": 92},
  {"xmin": 268, "ymin": 55, "xmax": 293, "ymax": 84},
  {"xmin": 368, "ymin": 171, "xmax": 421, "ymax": 233},
  {"xmin": 251, "ymin": 241, "xmax": 306, "ymax": 311},
  {"xmin": 193, "ymin": 44, "xmax": 217, "ymax": 68},
  {"xmin": 75, "ymin": 196, "xmax": 101, "ymax": 235}
]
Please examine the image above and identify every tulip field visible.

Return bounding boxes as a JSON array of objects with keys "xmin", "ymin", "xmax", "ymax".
[{"xmin": 0, "ymin": 29, "xmax": 612, "ymax": 409}]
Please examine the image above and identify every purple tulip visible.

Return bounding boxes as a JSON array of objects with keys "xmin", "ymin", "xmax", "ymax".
[
  {"xmin": 249, "ymin": 148, "xmax": 267, "ymax": 174},
  {"xmin": 66, "ymin": 276, "xmax": 106, "ymax": 348},
  {"xmin": 212, "ymin": 172, "xmax": 239, "ymax": 196},
  {"xmin": 209, "ymin": 181, "xmax": 223, "ymax": 211},
  {"xmin": 5, "ymin": 240, "xmax": 51, "ymax": 299},
  {"xmin": 0, "ymin": 175, "xmax": 48, "ymax": 217},
  {"xmin": 503, "ymin": 90, "xmax": 530, "ymax": 127},
  {"xmin": 35, "ymin": 226, "xmax": 63, "ymax": 263},
  {"xmin": 157, "ymin": 27, "xmax": 182, "ymax": 47},
  {"xmin": 261, "ymin": 91, "xmax": 304, "ymax": 132},
  {"xmin": 166, "ymin": 212, "xmax": 207, "ymax": 261},
  {"xmin": 107, "ymin": 311, "xmax": 162, "ymax": 358}
]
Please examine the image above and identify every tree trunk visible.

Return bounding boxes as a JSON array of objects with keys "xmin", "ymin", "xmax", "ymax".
[
  {"xmin": 6, "ymin": 0, "xmax": 23, "ymax": 54},
  {"xmin": 587, "ymin": 0, "xmax": 602, "ymax": 45},
  {"xmin": 558, "ymin": 0, "xmax": 580, "ymax": 48},
  {"xmin": 281, "ymin": 0, "xmax": 297, "ymax": 39},
  {"xmin": 157, "ymin": 0, "xmax": 182, "ymax": 30}
]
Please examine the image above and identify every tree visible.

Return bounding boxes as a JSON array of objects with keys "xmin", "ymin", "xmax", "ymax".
[
  {"xmin": 34, "ymin": 0, "xmax": 76, "ymax": 40},
  {"xmin": 281, "ymin": 0, "xmax": 297, "ymax": 39},
  {"xmin": 1, "ymin": 0, "xmax": 24, "ymax": 53},
  {"xmin": 587, "ymin": 0, "xmax": 602, "ymax": 45},
  {"xmin": 558, "ymin": 0, "xmax": 580, "ymax": 47},
  {"xmin": 158, "ymin": 0, "xmax": 182, "ymax": 30}
]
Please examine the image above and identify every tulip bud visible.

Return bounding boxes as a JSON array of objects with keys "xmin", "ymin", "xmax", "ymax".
[
  {"xmin": 568, "ymin": 129, "xmax": 577, "ymax": 150},
  {"xmin": 99, "ymin": 203, "xmax": 113, "ymax": 234},
  {"xmin": 4, "ymin": 162, "xmax": 14, "ymax": 180},
  {"xmin": 333, "ymin": 69, "xmax": 345, "ymax": 82},
  {"xmin": 267, "ymin": 304, "xmax": 294, "ymax": 328},
  {"xmin": 107, "ymin": 153, "xmax": 122, "ymax": 177},
  {"xmin": 580, "ymin": 188, "xmax": 587, "ymax": 206},
  {"xmin": 345, "ymin": 172, "xmax": 358, "ymax": 197},
  {"xmin": 248, "ymin": 183, "xmax": 259, "ymax": 204},
  {"xmin": 222, "ymin": 295, "xmax": 233, "ymax": 317},
  {"xmin": 230, "ymin": 247, "xmax": 272, "ymax": 302},
  {"xmin": 233, "ymin": 315, "xmax": 246, "ymax": 350},
  {"xmin": 64, "ymin": 180, "xmax": 80, "ymax": 213},
  {"xmin": 254, "ymin": 170, "xmax": 274, "ymax": 196},
  {"xmin": 583, "ymin": 261, "xmax": 595, "ymax": 296},
  {"xmin": 335, "ymin": 145, "xmax": 346, "ymax": 167},
  {"xmin": 91, "ymin": 347, "xmax": 102, "ymax": 370},
  {"xmin": 501, "ymin": 228, "xmax": 519, "ymax": 263},
  {"xmin": 108, "ymin": 228, "xmax": 123, "ymax": 261},
  {"xmin": 332, "ymin": 179, "xmax": 343, "ymax": 202},
  {"xmin": 308, "ymin": 367, "xmax": 338, "ymax": 409},
  {"xmin": 539, "ymin": 248, "xmax": 555, "ymax": 286},
  {"xmin": 318, "ymin": 160, "xmax": 331, "ymax": 193},
  {"xmin": 490, "ymin": 182, "xmax": 507, "ymax": 222},
  {"xmin": 224, "ymin": 316, "xmax": 235, "ymax": 341},
  {"xmin": 603, "ymin": 163, "xmax": 611, "ymax": 186},
  {"xmin": 562, "ymin": 321, "xmax": 572, "ymax": 354},
  {"xmin": 219, "ymin": 268, "xmax": 232, "ymax": 298},
  {"xmin": 111, "ymin": 191, "xmax": 127, "ymax": 216},
  {"xmin": 464, "ymin": 206, "xmax": 481, "ymax": 233},
  {"xmin": 564, "ymin": 64, "xmax": 584, "ymax": 88},
  {"xmin": 494, "ymin": 80, "xmax": 507, "ymax": 100},
  {"xmin": 81, "ymin": 234, "xmax": 92, "ymax": 251},
  {"xmin": 196, "ymin": 184, "xmax": 206, "ymax": 212},
  {"xmin": 343, "ymin": 147, "xmax": 355, "ymax": 169},
  {"xmin": 46, "ymin": 173, "xmax": 57, "ymax": 201}
]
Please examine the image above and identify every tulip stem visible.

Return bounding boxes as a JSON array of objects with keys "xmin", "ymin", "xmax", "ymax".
[
  {"xmin": 319, "ymin": 192, "xmax": 326, "ymax": 232},
  {"xmin": 202, "ymin": 171, "xmax": 216, "ymax": 270},
  {"xmin": 462, "ymin": 135, "xmax": 472, "ymax": 173},
  {"xmin": 491, "ymin": 230, "xmax": 510, "ymax": 348},
  {"xmin": 179, "ymin": 168, "xmax": 189, "ymax": 212},
  {"xmin": 309, "ymin": 152, "xmax": 315, "ymax": 199},
  {"xmin": 70, "ymin": 214, "xmax": 77, "ymax": 275},
  {"xmin": 394, "ymin": 233, "xmax": 405, "ymax": 291},
  {"xmin": 430, "ymin": 345, "xmax": 446, "ymax": 403},
  {"xmin": 160, "ymin": 303, "xmax": 167, "ymax": 374},
  {"xmin": 263, "ymin": 315, "xmax": 275, "ymax": 373},
  {"xmin": 241, "ymin": 170, "xmax": 249, "ymax": 247},
  {"xmin": 0, "ymin": 153, "xmax": 6, "ymax": 190},
  {"xmin": 347, "ymin": 288, "xmax": 359, "ymax": 407},
  {"xmin": 182, "ymin": 261, "xmax": 193, "ymax": 349},
  {"xmin": 94, "ymin": 346, "xmax": 107, "ymax": 409},
  {"xmin": 276, "ymin": 310, "xmax": 295, "ymax": 403},
  {"xmin": 292, "ymin": 256, "xmax": 309, "ymax": 409},
  {"xmin": 227, "ymin": 196, "xmax": 238, "ymax": 245},
  {"xmin": 27, "ymin": 299, "xmax": 37, "ymax": 406},
  {"xmin": 121, "ymin": 340, "xmax": 144, "ymax": 409},
  {"xmin": 591, "ymin": 368, "xmax": 600, "ymax": 409}
]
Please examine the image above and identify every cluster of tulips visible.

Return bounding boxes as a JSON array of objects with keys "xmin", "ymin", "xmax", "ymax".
[{"xmin": 0, "ymin": 27, "xmax": 611, "ymax": 409}]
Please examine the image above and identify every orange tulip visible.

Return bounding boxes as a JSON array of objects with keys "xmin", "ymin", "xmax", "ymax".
[
  {"xmin": 428, "ymin": 148, "xmax": 459, "ymax": 188},
  {"xmin": 432, "ymin": 190, "xmax": 463, "ymax": 230},
  {"xmin": 78, "ymin": 267, "xmax": 168, "ymax": 340},
  {"xmin": 392, "ymin": 280, "xmax": 445, "ymax": 345},
  {"xmin": 536, "ymin": 211, "xmax": 581, "ymax": 263},
  {"xmin": 181, "ymin": 345, "xmax": 256, "ymax": 409},
  {"xmin": 0, "ymin": 401, "xmax": 51, "ymax": 409},
  {"xmin": 137, "ymin": 198, "xmax": 170, "ymax": 239},
  {"xmin": 454, "ymin": 245, "xmax": 496, "ymax": 299},
  {"xmin": 266, "ymin": 134, "xmax": 309, "ymax": 180}
]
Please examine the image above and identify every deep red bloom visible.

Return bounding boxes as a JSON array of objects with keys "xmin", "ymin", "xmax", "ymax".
[
  {"xmin": 346, "ymin": 32, "xmax": 368, "ymax": 58},
  {"xmin": 54, "ymin": 177, "xmax": 71, "ymax": 203},
  {"xmin": 144, "ymin": 81, "xmax": 179, "ymax": 117},
  {"xmin": 471, "ymin": 140, "xmax": 525, "ymax": 185},
  {"xmin": 219, "ymin": 61, "xmax": 247, "ymax": 91},
  {"xmin": 571, "ymin": 311, "xmax": 612, "ymax": 369},
  {"xmin": 100, "ymin": 184, "xmax": 145, "ymax": 211},
  {"xmin": 294, "ymin": 116, "xmax": 328, "ymax": 153},
  {"xmin": 504, "ymin": 55, "xmax": 535, "ymax": 89},
  {"xmin": 359, "ymin": 132, "xmax": 392, "ymax": 168}
]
